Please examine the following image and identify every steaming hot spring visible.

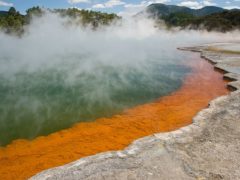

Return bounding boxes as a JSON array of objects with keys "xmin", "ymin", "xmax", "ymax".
[
  {"xmin": 0, "ymin": 14, "xmax": 236, "ymax": 180},
  {"xmin": 0, "ymin": 43, "xmax": 189, "ymax": 145}
]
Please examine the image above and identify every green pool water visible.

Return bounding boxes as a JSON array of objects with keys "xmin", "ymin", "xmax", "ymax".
[
  {"xmin": 0, "ymin": 54, "xmax": 191, "ymax": 146},
  {"xmin": 0, "ymin": 23, "xmax": 195, "ymax": 146}
]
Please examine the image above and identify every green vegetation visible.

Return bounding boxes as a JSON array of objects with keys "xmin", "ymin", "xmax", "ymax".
[
  {"xmin": 188, "ymin": 10, "xmax": 240, "ymax": 32},
  {"xmin": 162, "ymin": 12, "xmax": 195, "ymax": 27},
  {"xmin": 56, "ymin": 8, "xmax": 119, "ymax": 27},
  {"xmin": 145, "ymin": 3, "xmax": 240, "ymax": 32},
  {"xmin": 162, "ymin": 10, "xmax": 240, "ymax": 32},
  {"xmin": 145, "ymin": 3, "xmax": 224, "ymax": 18},
  {"xmin": 0, "ymin": 4, "xmax": 239, "ymax": 34},
  {"xmin": 0, "ymin": 6, "xmax": 120, "ymax": 35},
  {"xmin": 0, "ymin": 7, "xmax": 25, "ymax": 34}
]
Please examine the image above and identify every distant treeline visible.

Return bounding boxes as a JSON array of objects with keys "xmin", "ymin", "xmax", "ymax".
[
  {"xmin": 142, "ymin": 3, "xmax": 240, "ymax": 32},
  {"xmin": 0, "ymin": 6, "xmax": 120, "ymax": 35},
  {"xmin": 162, "ymin": 10, "xmax": 240, "ymax": 32},
  {"xmin": 1, "ymin": 5, "xmax": 239, "ymax": 34}
]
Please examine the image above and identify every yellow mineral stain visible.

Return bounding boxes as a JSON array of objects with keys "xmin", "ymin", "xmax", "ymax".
[{"xmin": 0, "ymin": 53, "xmax": 229, "ymax": 180}]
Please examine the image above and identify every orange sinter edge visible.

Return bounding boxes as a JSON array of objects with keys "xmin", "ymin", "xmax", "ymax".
[{"xmin": 0, "ymin": 53, "xmax": 230, "ymax": 180}]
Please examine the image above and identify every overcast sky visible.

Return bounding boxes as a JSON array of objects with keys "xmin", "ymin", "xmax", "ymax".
[{"xmin": 0, "ymin": 0, "xmax": 240, "ymax": 16}]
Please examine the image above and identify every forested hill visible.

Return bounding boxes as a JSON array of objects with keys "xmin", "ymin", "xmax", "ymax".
[
  {"xmin": 142, "ymin": 3, "xmax": 240, "ymax": 32},
  {"xmin": 0, "ymin": 11, "xmax": 8, "ymax": 16},
  {"xmin": 144, "ymin": 3, "xmax": 225, "ymax": 17},
  {"xmin": 162, "ymin": 10, "xmax": 240, "ymax": 32},
  {"xmin": 0, "ymin": 7, "xmax": 119, "ymax": 35}
]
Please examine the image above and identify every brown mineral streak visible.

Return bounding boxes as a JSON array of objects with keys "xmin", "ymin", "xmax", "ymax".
[{"xmin": 0, "ymin": 53, "xmax": 229, "ymax": 180}]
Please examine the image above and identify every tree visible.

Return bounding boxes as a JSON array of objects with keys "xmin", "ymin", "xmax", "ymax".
[
  {"xmin": 25, "ymin": 6, "xmax": 43, "ymax": 24},
  {"xmin": 8, "ymin": 7, "xmax": 17, "ymax": 15},
  {"xmin": 26, "ymin": 6, "xmax": 43, "ymax": 17}
]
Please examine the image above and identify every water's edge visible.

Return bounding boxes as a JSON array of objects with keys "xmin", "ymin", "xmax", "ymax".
[{"xmin": 30, "ymin": 44, "xmax": 240, "ymax": 180}]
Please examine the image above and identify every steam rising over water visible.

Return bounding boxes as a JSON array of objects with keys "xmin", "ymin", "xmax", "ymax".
[{"xmin": 0, "ymin": 13, "xmax": 239, "ymax": 146}]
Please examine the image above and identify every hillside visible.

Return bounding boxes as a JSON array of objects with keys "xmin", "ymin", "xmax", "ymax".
[
  {"xmin": 144, "ymin": 3, "xmax": 225, "ymax": 18},
  {"xmin": 143, "ymin": 3, "xmax": 240, "ymax": 32},
  {"xmin": 0, "ymin": 11, "xmax": 8, "ymax": 17},
  {"xmin": 161, "ymin": 10, "xmax": 240, "ymax": 32},
  {"xmin": 185, "ymin": 10, "xmax": 240, "ymax": 32}
]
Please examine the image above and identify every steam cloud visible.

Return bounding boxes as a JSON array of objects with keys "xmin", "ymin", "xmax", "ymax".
[{"xmin": 0, "ymin": 12, "xmax": 239, "ymax": 146}]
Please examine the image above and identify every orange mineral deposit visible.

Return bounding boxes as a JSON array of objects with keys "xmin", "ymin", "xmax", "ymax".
[{"xmin": 0, "ymin": 53, "xmax": 230, "ymax": 180}]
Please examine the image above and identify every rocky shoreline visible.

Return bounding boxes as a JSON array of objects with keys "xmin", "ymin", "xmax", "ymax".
[{"xmin": 30, "ymin": 43, "xmax": 240, "ymax": 180}]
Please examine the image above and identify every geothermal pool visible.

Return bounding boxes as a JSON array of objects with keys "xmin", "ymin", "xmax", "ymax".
[
  {"xmin": 0, "ymin": 15, "xmax": 233, "ymax": 179},
  {"xmin": 0, "ymin": 51, "xmax": 190, "ymax": 146},
  {"xmin": 0, "ymin": 52, "xmax": 229, "ymax": 180}
]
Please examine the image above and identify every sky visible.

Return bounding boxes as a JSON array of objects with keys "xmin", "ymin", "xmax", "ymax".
[{"xmin": 0, "ymin": 0, "xmax": 240, "ymax": 16}]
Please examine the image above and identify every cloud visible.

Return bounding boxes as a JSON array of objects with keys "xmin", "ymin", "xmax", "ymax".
[
  {"xmin": 202, "ymin": 0, "xmax": 216, "ymax": 6},
  {"xmin": 178, "ymin": 0, "xmax": 217, "ymax": 9},
  {"xmin": 68, "ymin": 0, "xmax": 90, "ymax": 5},
  {"xmin": 224, "ymin": 5, "xmax": 240, "ymax": 9},
  {"xmin": 92, "ymin": 0, "xmax": 125, "ymax": 9},
  {"xmin": 92, "ymin": 3, "xmax": 105, "ymax": 9},
  {"xmin": 178, "ymin": 1, "xmax": 202, "ymax": 9},
  {"xmin": 105, "ymin": 0, "xmax": 125, "ymax": 7},
  {"xmin": 0, "ymin": 0, "xmax": 13, "ymax": 7},
  {"xmin": 93, "ymin": 0, "xmax": 171, "ymax": 11},
  {"xmin": 118, "ymin": 0, "xmax": 171, "ymax": 17}
]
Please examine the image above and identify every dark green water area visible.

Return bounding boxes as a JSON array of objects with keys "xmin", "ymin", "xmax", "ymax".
[{"xmin": 0, "ymin": 51, "xmax": 191, "ymax": 146}]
